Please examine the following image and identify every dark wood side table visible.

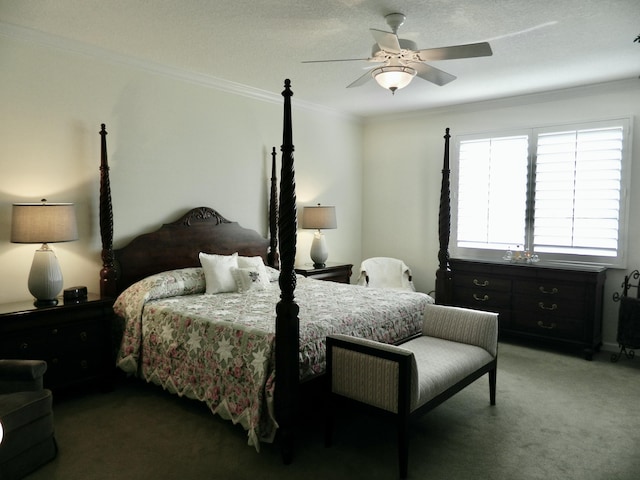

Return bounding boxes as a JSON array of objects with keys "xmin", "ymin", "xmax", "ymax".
[
  {"xmin": 295, "ymin": 263, "xmax": 353, "ymax": 284},
  {"xmin": 0, "ymin": 293, "xmax": 114, "ymax": 391}
]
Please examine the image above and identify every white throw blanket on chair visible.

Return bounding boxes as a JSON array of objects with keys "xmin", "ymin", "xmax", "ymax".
[{"xmin": 357, "ymin": 257, "xmax": 416, "ymax": 291}]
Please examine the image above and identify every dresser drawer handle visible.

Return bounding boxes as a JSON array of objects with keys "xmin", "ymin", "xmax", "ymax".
[
  {"xmin": 20, "ymin": 342, "xmax": 29, "ymax": 350},
  {"xmin": 538, "ymin": 302, "xmax": 558, "ymax": 311},
  {"xmin": 80, "ymin": 331, "xmax": 88, "ymax": 342},
  {"xmin": 473, "ymin": 279, "xmax": 489, "ymax": 287},
  {"xmin": 537, "ymin": 320, "xmax": 557, "ymax": 330},
  {"xmin": 539, "ymin": 286, "xmax": 558, "ymax": 295},
  {"xmin": 80, "ymin": 360, "xmax": 89, "ymax": 370},
  {"xmin": 473, "ymin": 293, "xmax": 489, "ymax": 302}
]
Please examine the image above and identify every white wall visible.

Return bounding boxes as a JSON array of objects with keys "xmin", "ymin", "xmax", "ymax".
[
  {"xmin": 0, "ymin": 32, "xmax": 363, "ymax": 304},
  {"xmin": 362, "ymin": 79, "xmax": 640, "ymax": 350}
]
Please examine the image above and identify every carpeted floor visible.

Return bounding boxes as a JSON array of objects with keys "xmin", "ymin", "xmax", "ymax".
[{"xmin": 26, "ymin": 341, "xmax": 640, "ymax": 480}]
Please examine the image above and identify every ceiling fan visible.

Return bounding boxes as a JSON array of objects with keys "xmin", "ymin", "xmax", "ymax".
[{"xmin": 303, "ymin": 13, "xmax": 493, "ymax": 94}]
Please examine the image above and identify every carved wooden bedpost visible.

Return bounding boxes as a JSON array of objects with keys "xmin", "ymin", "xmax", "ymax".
[
  {"xmin": 435, "ymin": 127, "xmax": 453, "ymax": 305},
  {"xmin": 99, "ymin": 124, "xmax": 117, "ymax": 299},
  {"xmin": 275, "ymin": 79, "xmax": 299, "ymax": 464},
  {"xmin": 267, "ymin": 146, "xmax": 280, "ymax": 269}
]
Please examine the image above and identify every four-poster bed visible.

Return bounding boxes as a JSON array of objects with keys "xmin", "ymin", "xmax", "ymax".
[{"xmin": 98, "ymin": 80, "xmax": 443, "ymax": 462}]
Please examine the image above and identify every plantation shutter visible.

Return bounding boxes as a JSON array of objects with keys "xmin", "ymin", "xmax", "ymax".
[
  {"xmin": 533, "ymin": 125, "xmax": 624, "ymax": 257},
  {"xmin": 457, "ymin": 135, "xmax": 529, "ymax": 250}
]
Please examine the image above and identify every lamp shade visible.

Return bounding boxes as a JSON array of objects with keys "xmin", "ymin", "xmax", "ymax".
[
  {"xmin": 11, "ymin": 202, "xmax": 78, "ymax": 244},
  {"xmin": 372, "ymin": 65, "xmax": 417, "ymax": 93},
  {"xmin": 301, "ymin": 205, "xmax": 337, "ymax": 230}
]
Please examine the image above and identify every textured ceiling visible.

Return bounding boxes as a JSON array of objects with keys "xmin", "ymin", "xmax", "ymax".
[{"xmin": 1, "ymin": 0, "xmax": 639, "ymax": 117}]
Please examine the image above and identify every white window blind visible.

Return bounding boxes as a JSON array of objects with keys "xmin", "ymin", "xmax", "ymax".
[
  {"xmin": 453, "ymin": 118, "xmax": 630, "ymax": 267},
  {"xmin": 533, "ymin": 126, "xmax": 624, "ymax": 257},
  {"xmin": 457, "ymin": 135, "xmax": 528, "ymax": 250}
]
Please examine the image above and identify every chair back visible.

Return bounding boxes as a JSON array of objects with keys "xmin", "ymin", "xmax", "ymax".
[{"xmin": 356, "ymin": 257, "xmax": 415, "ymax": 291}]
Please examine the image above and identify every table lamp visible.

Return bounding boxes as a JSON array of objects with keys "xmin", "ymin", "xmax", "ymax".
[
  {"xmin": 301, "ymin": 204, "xmax": 337, "ymax": 268},
  {"xmin": 11, "ymin": 200, "xmax": 78, "ymax": 306}
]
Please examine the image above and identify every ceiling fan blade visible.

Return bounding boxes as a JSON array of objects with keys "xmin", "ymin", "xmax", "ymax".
[
  {"xmin": 411, "ymin": 62, "xmax": 457, "ymax": 86},
  {"xmin": 370, "ymin": 28, "xmax": 401, "ymax": 53},
  {"xmin": 417, "ymin": 42, "xmax": 493, "ymax": 61},
  {"xmin": 346, "ymin": 69, "xmax": 374, "ymax": 88},
  {"xmin": 302, "ymin": 58, "xmax": 371, "ymax": 63}
]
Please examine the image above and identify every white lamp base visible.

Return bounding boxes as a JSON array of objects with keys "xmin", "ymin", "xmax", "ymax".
[
  {"xmin": 310, "ymin": 231, "xmax": 329, "ymax": 268},
  {"xmin": 28, "ymin": 244, "xmax": 63, "ymax": 306}
]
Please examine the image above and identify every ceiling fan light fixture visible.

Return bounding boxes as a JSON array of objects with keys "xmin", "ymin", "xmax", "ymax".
[{"xmin": 372, "ymin": 65, "xmax": 416, "ymax": 94}]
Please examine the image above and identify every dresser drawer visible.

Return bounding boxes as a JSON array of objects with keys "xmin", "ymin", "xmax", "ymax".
[
  {"xmin": 453, "ymin": 287, "xmax": 511, "ymax": 310},
  {"xmin": 453, "ymin": 273, "xmax": 511, "ymax": 293},
  {"xmin": 512, "ymin": 294, "xmax": 585, "ymax": 321},
  {"xmin": 512, "ymin": 310, "xmax": 583, "ymax": 339},
  {"xmin": 513, "ymin": 280, "xmax": 585, "ymax": 299}
]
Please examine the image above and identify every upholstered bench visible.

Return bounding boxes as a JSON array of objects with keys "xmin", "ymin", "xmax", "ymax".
[{"xmin": 325, "ymin": 304, "xmax": 498, "ymax": 479}]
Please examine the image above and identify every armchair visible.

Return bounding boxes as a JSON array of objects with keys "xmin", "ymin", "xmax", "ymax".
[{"xmin": 0, "ymin": 359, "xmax": 57, "ymax": 480}]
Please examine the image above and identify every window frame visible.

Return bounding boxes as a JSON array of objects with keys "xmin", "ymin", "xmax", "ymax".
[{"xmin": 450, "ymin": 117, "xmax": 633, "ymax": 268}]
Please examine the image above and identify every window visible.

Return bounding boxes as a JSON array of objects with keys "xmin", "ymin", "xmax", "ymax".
[{"xmin": 452, "ymin": 118, "xmax": 631, "ymax": 267}]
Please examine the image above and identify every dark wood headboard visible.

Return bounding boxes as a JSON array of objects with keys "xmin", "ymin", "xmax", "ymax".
[{"xmin": 112, "ymin": 207, "xmax": 271, "ymax": 294}]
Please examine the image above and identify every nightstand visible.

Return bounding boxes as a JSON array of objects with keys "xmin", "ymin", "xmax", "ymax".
[
  {"xmin": 295, "ymin": 262, "xmax": 353, "ymax": 284},
  {"xmin": 0, "ymin": 293, "xmax": 114, "ymax": 391}
]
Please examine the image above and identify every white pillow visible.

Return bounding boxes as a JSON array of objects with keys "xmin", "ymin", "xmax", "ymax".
[
  {"xmin": 231, "ymin": 267, "xmax": 270, "ymax": 293},
  {"xmin": 238, "ymin": 256, "xmax": 269, "ymax": 280},
  {"xmin": 265, "ymin": 265, "xmax": 280, "ymax": 282},
  {"xmin": 199, "ymin": 252, "xmax": 239, "ymax": 294}
]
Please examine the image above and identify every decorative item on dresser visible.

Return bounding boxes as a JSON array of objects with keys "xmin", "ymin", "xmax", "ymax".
[
  {"xmin": 0, "ymin": 294, "xmax": 114, "ymax": 391},
  {"xmin": 294, "ymin": 263, "xmax": 353, "ymax": 284},
  {"xmin": 447, "ymin": 258, "xmax": 606, "ymax": 360}
]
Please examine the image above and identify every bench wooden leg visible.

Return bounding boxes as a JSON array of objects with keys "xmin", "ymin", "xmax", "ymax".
[
  {"xmin": 398, "ymin": 414, "xmax": 409, "ymax": 479},
  {"xmin": 489, "ymin": 367, "xmax": 497, "ymax": 406}
]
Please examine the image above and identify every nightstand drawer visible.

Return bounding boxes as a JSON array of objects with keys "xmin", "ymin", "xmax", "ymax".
[{"xmin": 1, "ymin": 319, "xmax": 102, "ymax": 353}]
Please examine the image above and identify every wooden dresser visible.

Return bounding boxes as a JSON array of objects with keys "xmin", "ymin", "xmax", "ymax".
[
  {"xmin": 449, "ymin": 258, "xmax": 606, "ymax": 359},
  {"xmin": 0, "ymin": 294, "xmax": 114, "ymax": 391}
]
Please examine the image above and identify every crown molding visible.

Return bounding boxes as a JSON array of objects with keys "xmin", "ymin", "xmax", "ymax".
[{"xmin": 0, "ymin": 21, "xmax": 353, "ymax": 120}]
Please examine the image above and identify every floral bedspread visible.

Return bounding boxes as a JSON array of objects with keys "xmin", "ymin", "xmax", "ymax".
[{"xmin": 113, "ymin": 268, "xmax": 434, "ymax": 449}]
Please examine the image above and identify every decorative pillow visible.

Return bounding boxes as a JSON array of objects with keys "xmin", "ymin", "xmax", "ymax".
[
  {"xmin": 199, "ymin": 252, "xmax": 239, "ymax": 294},
  {"xmin": 238, "ymin": 255, "xmax": 270, "ymax": 281},
  {"xmin": 231, "ymin": 266, "xmax": 270, "ymax": 293}
]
